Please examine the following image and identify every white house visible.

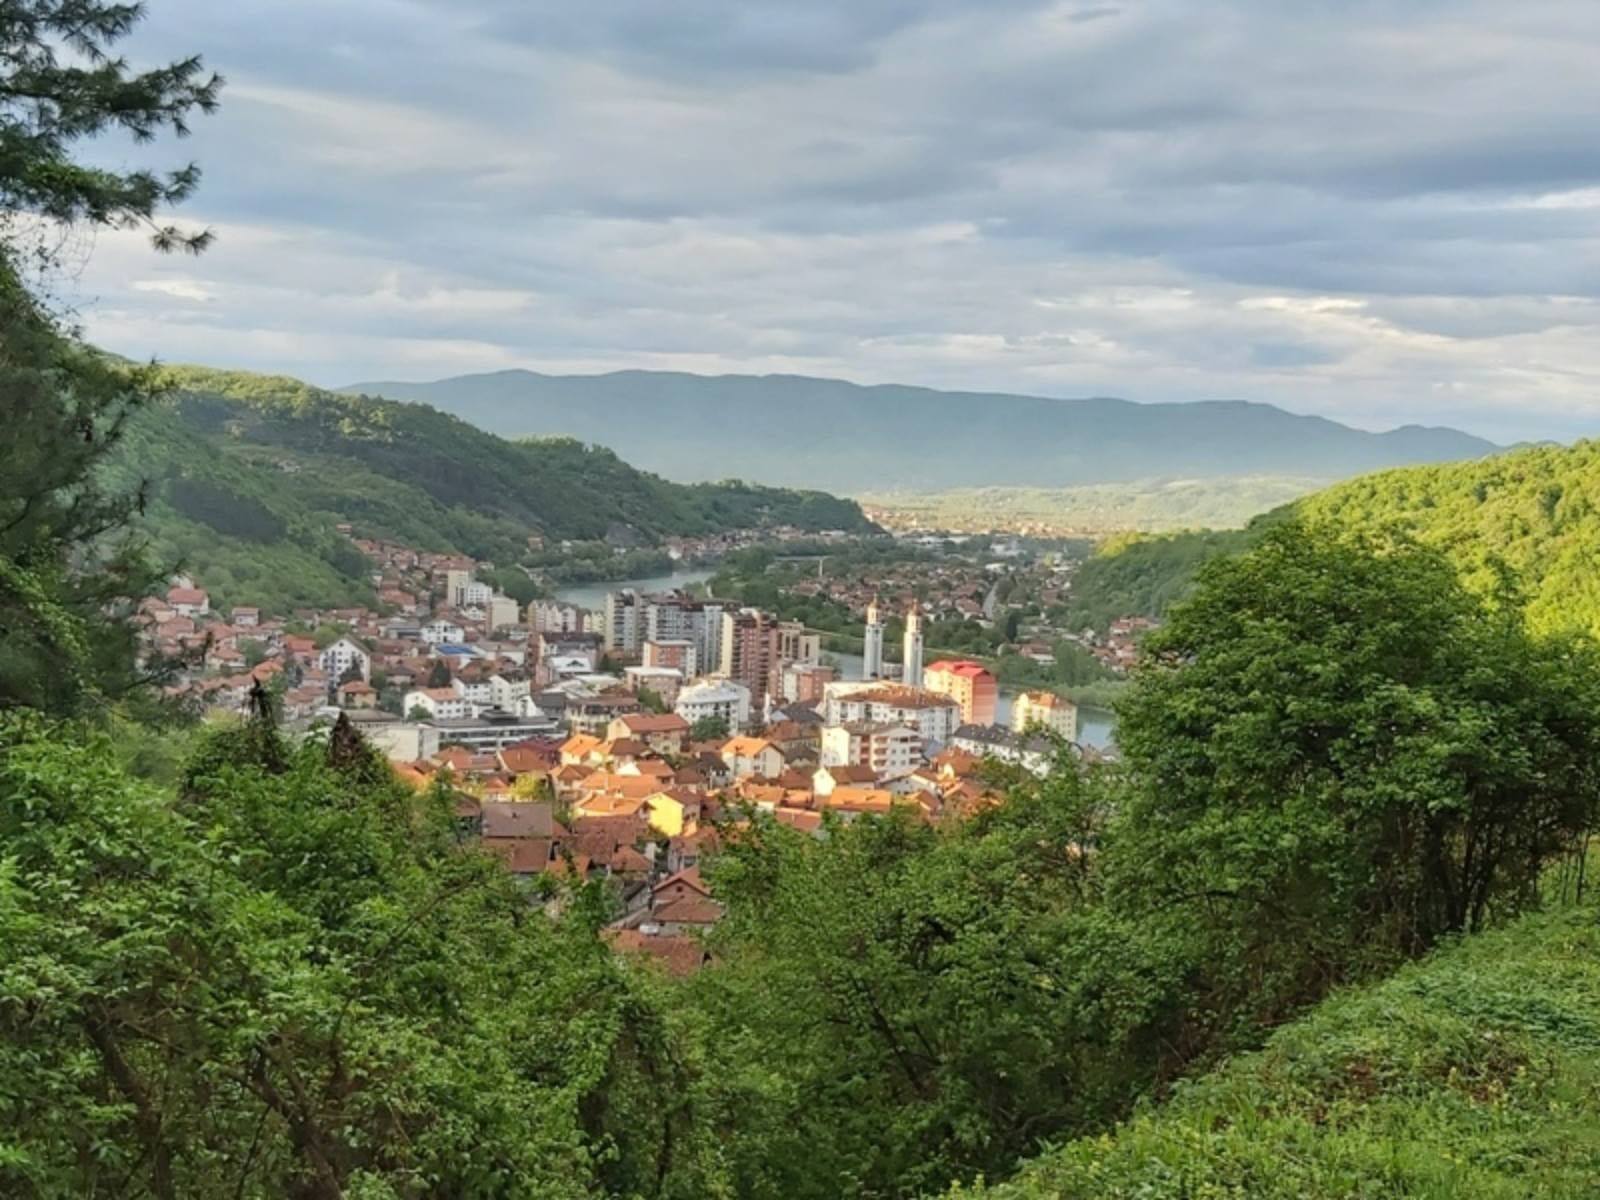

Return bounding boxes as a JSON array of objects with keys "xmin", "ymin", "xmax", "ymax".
[
  {"xmin": 403, "ymin": 687, "xmax": 474, "ymax": 721},
  {"xmin": 318, "ymin": 637, "xmax": 371, "ymax": 683},
  {"xmin": 720, "ymin": 736, "xmax": 786, "ymax": 780}
]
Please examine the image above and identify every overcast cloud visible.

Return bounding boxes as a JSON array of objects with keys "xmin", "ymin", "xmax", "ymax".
[{"xmin": 55, "ymin": 0, "xmax": 1600, "ymax": 442}]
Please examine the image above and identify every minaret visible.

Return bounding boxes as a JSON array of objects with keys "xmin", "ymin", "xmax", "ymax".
[
  {"xmin": 862, "ymin": 597, "xmax": 885, "ymax": 680},
  {"xmin": 902, "ymin": 606, "xmax": 924, "ymax": 688}
]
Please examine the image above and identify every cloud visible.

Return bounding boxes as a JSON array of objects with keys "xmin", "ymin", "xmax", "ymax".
[{"xmin": 52, "ymin": 0, "xmax": 1600, "ymax": 444}]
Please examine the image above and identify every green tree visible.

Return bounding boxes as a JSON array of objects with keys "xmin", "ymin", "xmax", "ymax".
[
  {"xmin": 690, "ymin": 714, "xmax": 729, "ymax": 742},
  {"xmin": 0, "ymin": 712, "xmax": 722, "ymax": 1197},
  {"xmin": 1112, "ymin": 522, "xmax": 1600, "ymax": 1009},
  {"xmin": 0, "ymin": 0, "xmax": 222, "ymax": 716}
]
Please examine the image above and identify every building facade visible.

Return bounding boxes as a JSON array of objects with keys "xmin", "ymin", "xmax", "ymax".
[{"xmin": 923, "ymin": 660, "xmax": 998, "ymax": 727}]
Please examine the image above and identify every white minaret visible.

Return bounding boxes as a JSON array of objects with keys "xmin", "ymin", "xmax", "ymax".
[
  {"xmin": 902, "ymin": 606, "xmax": 924, "ymax": 687},
  {"xmin": 862, "ymin": 597, "xmax": 885, "ymax": 680}
]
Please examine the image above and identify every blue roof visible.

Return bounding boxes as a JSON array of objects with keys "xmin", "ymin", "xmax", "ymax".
[{"xmin": 435, "ymin": 643, "xmax": 478, "ymax": 656}]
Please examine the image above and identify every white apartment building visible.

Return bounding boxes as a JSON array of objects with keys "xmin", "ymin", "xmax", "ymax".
[
  {"xmin": 674, "ymin": 678, "xmax": 753, "ymax": 731},
  {"xmin": 821, "ymin": 681, "xmax": 961, "ymax": 744},
  {"xmin": 820, "ymin": 722, "xmax": 922, "ymax": 776},
  {"xmin": 529, "ymin": 601, "xmax": 586, "ymax": 634},
  {"xmin": 318, "ymin": 637, "xmax": 370, "ymax": 682},
  {"xmin": 604, "ymin": 590, "xmax": 642, "ymax": 653},
  {"xmin": 487, "ymin": 593, "xmax": 520, "ymax": 632},
  {"xmin": 420, "ymin": 620, "xmax": 466, "ymax": 646},
  {"xmin": 1012, "ymin": 691, "xmax": 1079, "ymax": 741}
]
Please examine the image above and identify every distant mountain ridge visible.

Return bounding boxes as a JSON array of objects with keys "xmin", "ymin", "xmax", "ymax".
[
  {"xmin": 340, "ymin": 369, "xmax": 1500, "ymax": 493},
  {"xmin": 112, "ymin": 365, "xmax": 876, "ymax": 612}
]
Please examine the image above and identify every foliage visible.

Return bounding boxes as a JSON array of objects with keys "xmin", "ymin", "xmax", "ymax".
[
  {"xmin": 1299, "ymin": 438, "xmax": 1600, "ymax": 640},
  {"xmin": 691, "ymin": 763, "xmax": 1148, "ymax": 1198},
  {"xmin": 689, "ymin": 715, "xmax": 729, "ymax": 742},
  {"xmin": 1053, "ymin": 526, "xmax": 1258, "ymax": 634},
  {"xmin": 0, "ymin": 0, "xmax": 221, "ymax": 252},
  {"xmin": 1113, "ymin": 522, "xmax": 1600, "ymax": 1028},
  {"xmin": 0, "ymin": 260, "xmax": 168, "ymax": 715},
  {"xmin": 0, "ymin": 713, "xmax": 719, "ymax": 1198},
  {"xmin": 965, "ymin": 898, "xmax": 1600, "ymax": 1199}
]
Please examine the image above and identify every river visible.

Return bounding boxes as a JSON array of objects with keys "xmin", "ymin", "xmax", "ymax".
[{"xmin": 551, "ymin": 567, "xmax": 717, "ymax": 613}]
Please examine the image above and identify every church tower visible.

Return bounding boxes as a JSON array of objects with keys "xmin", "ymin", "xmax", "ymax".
[
  {"xmin": 862, "ymin": 596, "xmax": 885, "ymax": 680},
  {"xmin": 902, "ymin": 606, "xmax": 924, "ymax": 688}
]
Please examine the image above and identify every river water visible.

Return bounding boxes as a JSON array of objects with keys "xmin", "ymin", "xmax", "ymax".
[{"xmin": 552, "ymin": 567, "xmax": 717, "ymax": 613}]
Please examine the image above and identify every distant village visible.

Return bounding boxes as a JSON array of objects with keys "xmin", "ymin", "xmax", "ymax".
[{"xmin": 141, "ymin": 525, "xmax": 1143, "ymax": 974}]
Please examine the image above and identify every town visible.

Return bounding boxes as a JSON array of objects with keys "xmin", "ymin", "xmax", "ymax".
[{"xmin": 137, "ymin": 524, "xmax": 1143, "ymax": 972}]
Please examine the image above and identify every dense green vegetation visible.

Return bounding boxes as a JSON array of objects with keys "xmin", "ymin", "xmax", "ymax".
[
  {"xmin": 967, "ymin": 896, "xmax": 1600, "ymax": 1199},
  {"xmin": 1300, "ymin": 439, "xmax": 1600, "ymax": 640},
  {"xmin": 1059, "ymin": 438, "xmax": 1600, "ymax": 640},
  {"xmin": 0, "ymin": 712, "xmax": 716, "ymax": 1198},
  {"xmin": 11, "ymin": 8, "xmax": 1600, "ymax": 1198},
  {"xmin": 1054, "ymin": 526, "xmax": 1258, "ymax": 632},
  {"xmin": 109, "ymin": 365, "xmax": 876, "ymax": 611},
  {"xmin": 673, "ymin": 523, "xmax": 1600, "ymax": 1197}
]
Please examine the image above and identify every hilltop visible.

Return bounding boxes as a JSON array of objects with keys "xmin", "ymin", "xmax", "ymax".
[
  {"xmin": 1059, "ymin": 438, "xmax": 1600, "ymax": 639},
  {"xmin": 340, "ymin": 369, "xmax": 1498, "ymax": 493},
  {"xmin": 968, "ymin": 897, "xmax": 1600, "ymax": 1198},
  {"xmin": 114, "ymin": 365, "xmax": 875, "ymax": 611}
]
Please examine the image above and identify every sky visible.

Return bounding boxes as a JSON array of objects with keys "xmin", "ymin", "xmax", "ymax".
[{"xmin": 53, "ymin": 0, "xmax": 1600, "ymax": 443}]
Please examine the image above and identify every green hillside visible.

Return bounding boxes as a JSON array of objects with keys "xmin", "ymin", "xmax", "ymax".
[
  {"xmin": 112, "ymin": 365, "xmax": 875, "ymax": 611},
  {"xmin": 1299, "ymin": 440, "xmax": 1600, "ymax": 639},
  {"xmin": 1061, "ymin": 439, "xmax": 1600, "ymax": 638},
  {"xmin": 965, "ymin": 897, "xmax": 1600, "ymax": 1199}
]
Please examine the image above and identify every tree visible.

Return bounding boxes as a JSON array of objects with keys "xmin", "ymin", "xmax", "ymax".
[
  {"xmin": 1112, "ymin": 522, "xmax": 1600, "ymax": 1003},
  {"xmin": 0, "ymin": 1, "xmax": 221, "ymax": 716},
  {"xmin": 425, "ymin": 659, "xmax": 451, "ymax": 688},
  {"xmin": 0, "ymin": 712, "xmax": 723, "ymax": 1197},
  {"xmin": 0, "ymin": 0, "xmax": 222, "ymax": 253},
  {"xmin": 690, "ymin": 714, "xmax": 729, "ymax": 742},
  {"xmin": 636, "ymin": 685, "xmax": 668, "ymax": 714},
  {"xmin": 691, "ymin": 762, "xmax": 1147, "ymax": 1198}
]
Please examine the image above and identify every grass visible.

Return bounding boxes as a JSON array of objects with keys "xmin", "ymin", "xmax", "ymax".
[{"xmin": 960, "ymin": 900, "xmax": 1600, "ymax": 1199}]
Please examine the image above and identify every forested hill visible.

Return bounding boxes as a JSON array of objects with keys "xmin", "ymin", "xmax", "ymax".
[
  {"xmin": 341, "ymin": 369, "xmax": 1498, "ymax": 493},
  {"xmin": 1060, "ymin": 438, "xmax": 1600, "ymax": 639},
  {"xmin": 112, "ymin": 365, "xmax": 875, "ymax": 611}
]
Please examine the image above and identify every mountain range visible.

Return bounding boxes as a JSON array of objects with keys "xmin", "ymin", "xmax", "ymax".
[
  {"xmin": 341, "ymin": 369, "xmax": 1501, "ymax": 493},
  {"xmin": 115, "ymin": 365, "xmax": 874, "ymax": 612}
]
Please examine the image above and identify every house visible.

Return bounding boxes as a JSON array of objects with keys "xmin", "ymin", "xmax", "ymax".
[
  {"xmin": 166, "ymin": 585, "xmax": 210, "ymax": 617},
  {"xmin": 481, "ymin": 800, "xmax": 556, "ymax": 839},
  {"xmin": 720, "ymin": 735, "xmax": 785, "ymax": 781},
  {"xmin": 819, "ymin": 722, "xmax": 922, "ymax": 776},
  {"xmin": 403, "ymin": 687, "xmax": 473, "ymax": 721},
  {"xmin": 319, "ymin": 637, "xmax": 371, "ymax": 682},
  {"xmin": 608, "ymin": 712, "xmax": 692, "ymax": 756},
  {"xmin": 480, "ymin": 837, "xmax": 554, "ymax": 877},
  {"xmin": 605, "ymin": 930, "xmax": 708, "ymax": 977},
  {"xmin": 336, "ymin": 679, "xmax": 378, "ymax": 710},
  {"xmin": 813, "ymin": 763, "xmax": 878, "ymax": 798},
  {"xmin": 229, "ymin": 606, "xmax": 261, "ymax": 628}
]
